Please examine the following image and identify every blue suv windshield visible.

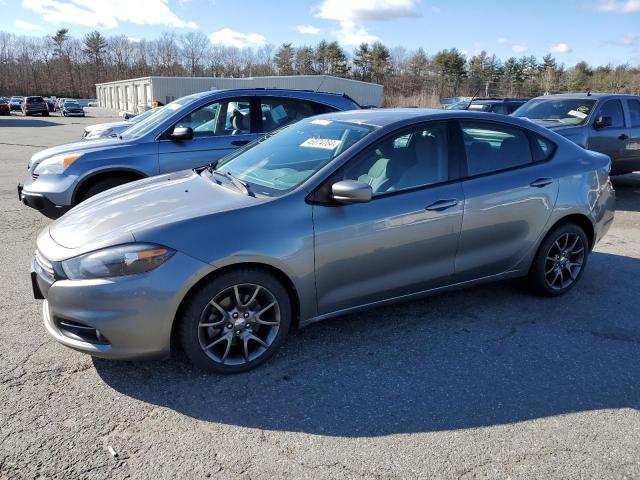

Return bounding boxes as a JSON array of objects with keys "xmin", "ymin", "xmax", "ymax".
[
  {"xmin": 216, "ymin": 117, "xmax": 375, "ymax": 196},
  {"xmin": 120, "ymin": 97, "xmax": 193, "ymax": 140}
]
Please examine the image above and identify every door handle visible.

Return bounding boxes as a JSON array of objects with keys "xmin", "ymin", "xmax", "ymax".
[
  {"xmin": 618, "ymin": 134, "xmax": 629, "ymax": 140},
  {"xmin": 231, "ymin": 140, "xmax": 251, "ymax": 146},
  {"xmin": 425, "ymin": 199, "xmax": 458, "ymax": 211},
  {"xmin": 529, "ymin": 177, "xmax": 553, "ymax": 188}
]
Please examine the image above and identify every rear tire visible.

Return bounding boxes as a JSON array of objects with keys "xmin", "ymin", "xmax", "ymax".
[
  {"xmin": 178, "ymin": 268, "xmax": 292, "ymax": 373},
  {"xmin": 528, "ymin": 223, "xmax": 589, "ymax": 296},
  {"xmin": 77, "ymin": 176, "xmax": 133, "ymax": 203}
]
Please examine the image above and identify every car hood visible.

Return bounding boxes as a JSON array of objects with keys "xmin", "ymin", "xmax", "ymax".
[
  {"xmin": 49, "ymin": 170, "xmax": 259, "ymax": 250},
  {"xmin": 84, "ymin": 121, "xmax": 130, "ymax": 133},
  {"xmin": 30, "ymin": 138, "xmax": 128, "ymax": 165}
]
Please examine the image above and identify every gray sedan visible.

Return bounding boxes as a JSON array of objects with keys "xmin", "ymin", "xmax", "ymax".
[{"xmin": 31, "ymin": 109, "xmax": 615, "ymax": 373}]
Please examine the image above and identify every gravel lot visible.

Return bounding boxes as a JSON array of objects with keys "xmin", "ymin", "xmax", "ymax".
[{"xmin": 1, "ymin": 111, "xmax": 639, "ymax": 480}]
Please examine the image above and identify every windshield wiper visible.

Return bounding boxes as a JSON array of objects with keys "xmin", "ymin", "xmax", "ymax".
[{"xmin": 211, "ymin": 169, "xmax": 254, "ymax": 197}]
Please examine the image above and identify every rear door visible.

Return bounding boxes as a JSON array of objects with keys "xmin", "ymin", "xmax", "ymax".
[
  {"xmin": 158, "ymin": 96, "xmax": 260, "ymax": 173},
  {"xmin": 622, "ymin": 98, "xmax": 640, "ymax": 172},
  {"xmin": 588, "ymin": 98, "xmax": 629, "ymax": 171},
  {"xmin": 454, "ymin": 120, "xmax": 559, "ymax": 281}
]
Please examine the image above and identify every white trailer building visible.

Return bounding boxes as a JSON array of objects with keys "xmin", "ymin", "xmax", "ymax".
[{"xmin": 95, "ymin": 75, "xmax": 383, "ymax": 111}]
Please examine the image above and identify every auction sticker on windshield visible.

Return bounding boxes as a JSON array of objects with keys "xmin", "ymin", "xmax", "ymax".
[
  {"xmin": 300, "ymin": 138, "xmax": 341, "ymax": 150},
  {"xmin": 310, "ymin": 119, "xmax": 333, "ymax": 126},
  {"xmin": 568, "ymin": 109, "xmax": 588, "ymax": 119}
]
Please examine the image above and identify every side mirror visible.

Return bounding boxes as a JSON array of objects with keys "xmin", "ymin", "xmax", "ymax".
[
  {"xmin": 331, "ymin": 180, "xmax": 373, "ymax": 204},
  {"xmin": 594, "ymin": 115, "xmax": 612, "ymax": 129},
  {"xmin": 170, "ymin": 126, "xmax": 194, "ymax": 141}
]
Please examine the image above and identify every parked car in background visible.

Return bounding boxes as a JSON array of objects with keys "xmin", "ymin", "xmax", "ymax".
[
  {"xmin": 513, "ymin": 93, "xmax": 640, "ymax": 175},
  {"xmin": 22, "ymin": 96, "xmax": 50, "ymax": 116},
  {"xmin": 83, "ymin": 106, "xmax": 163, "ymax": 140},
  {"xmin": 18, "ymin": 88, "xmax": 361, "ymax": 218},
  {"xmin": 61, "ymin": 100, "xmax": 85, "ymax": 117},
  {"xmin": 29, "ymin": 109, "xmax": 615, "ymax": 372},
  {"xmin": 0, "ymin": 98, "xmax": 10, "ymax": 116},
  {"xmin": 447, "ymin": 98, "xmax": 529, "ymax": 114},
  {"xmin": 9, "ymin": 96, "xmax": 24, "ymax": 111},
  {"xmin": 86, "ymin": 101, "xmax": 97, "ymax": 107}
]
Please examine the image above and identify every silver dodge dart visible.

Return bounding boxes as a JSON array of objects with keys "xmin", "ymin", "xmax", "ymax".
[{"xmin": 31, "ymin": 109, "xmax": 615, "ymax": 373}]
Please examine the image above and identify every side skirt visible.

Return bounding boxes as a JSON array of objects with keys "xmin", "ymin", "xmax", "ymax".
[{"xmin": 300, "ymin": 269, "xmax": 526, "ymax": 328}]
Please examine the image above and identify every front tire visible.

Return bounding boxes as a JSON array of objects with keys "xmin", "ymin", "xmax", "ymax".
[
  {"xmin": 77, "ymin": 176, "xmax": 133, "ymax": 203},
  {"xmin": 529, "ymin": 223, "xmax": 589, "ymax": 296},
  {"xmin": 178, "ymin": 269, "xmax": 292, "ymax": 373}
]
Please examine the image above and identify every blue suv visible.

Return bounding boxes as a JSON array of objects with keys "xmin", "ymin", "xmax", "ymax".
[{"xmin": 18, "ymin": 89, "xmax": 360, "ymax": 218}]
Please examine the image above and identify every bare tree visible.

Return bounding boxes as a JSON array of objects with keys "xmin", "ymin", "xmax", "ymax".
[{"xmin": 180, "ymin": 31, "xmax": 210, "ymax": 76}]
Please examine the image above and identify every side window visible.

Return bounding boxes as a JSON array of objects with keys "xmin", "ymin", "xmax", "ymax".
[
  {"xmin": 461, "ymin": 121, "xmax": 532, "ymax": 176},
  {"xmin": 531, "ymin": 134, "xmax": 556, "ymax": 162},
  {"xmin": 260, "ymin": 97, "xmax": 333, "ymax": 133},
  {"xmin": 491, "ymin": 104, "xmax": 509, "ymax": 115},
  {"xmin": 341, "ymin": 123, "xmax": 449, "ymax": 196},
  {"xmin": 506, "ymin": 103, "xmax": 522, "ymax": 114},
  {"xmin": 174, "ymin": 97, "xmax": 251, "ymax": 138},
  {"xmin": 628, "ymin": 99, "xmax": 640, "ymax": 128},
  {"xmin": 597, "ymin": 100, "xmax": 625, "ymax": 128}
]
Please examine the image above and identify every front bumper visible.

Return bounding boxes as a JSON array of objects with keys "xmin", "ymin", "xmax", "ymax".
[
  {"xmin": 34, "ymin": 250, "xmax": 214, "ymax": 360},
  {"xmin": 18, "ymin": 184, "xmax": 70, "ymax": 219},
  {"xmin": 18, "ymin": 174, "xmax": 77, "ymax": 218},
  {"xmin": 63, "ymin": 111, "xmax": 85, "ymax": 117}
]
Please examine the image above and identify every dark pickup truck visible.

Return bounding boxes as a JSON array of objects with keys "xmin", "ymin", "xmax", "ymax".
[{"xmin": 513, "ymin": 93, "xmax": 640, "ymax": 175}]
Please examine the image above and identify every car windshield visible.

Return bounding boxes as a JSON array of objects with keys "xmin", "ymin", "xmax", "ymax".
[
  {"xmin": 121, "ymin": 97, "xmax": 193, "ymax": 140},
  {"xmin": 513, "ymin": 98, "xmax": 597, "ymax": 125},
  {"xmin": 65, "ymin": 101, "xmax": 80, "ymax": 107},
  {"xmin": 215, "ymin": 117, "xmax": 375, "ymax": 196},
  {"xmin": 447, "ymin": 102, "xmax": 468, "ymax": 110},
  {"xmin": 130, "ymin": 107, "xmax": 163, "ymax": 124}
]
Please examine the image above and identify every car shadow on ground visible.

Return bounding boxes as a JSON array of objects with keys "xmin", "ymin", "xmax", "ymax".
[
  {"xmin": 0, "ymin": 117, "xmax": 60, "ymax": 128},
  {"xmin": 612, "ymin": 173, "xmax": 640, "ymax": 212},
  {"xmin": 94, "ymin": 251, "xmax": 640, "ymax": 437}
]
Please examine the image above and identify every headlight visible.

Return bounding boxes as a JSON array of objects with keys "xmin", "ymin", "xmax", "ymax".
[
  {"xmin": 60, "ymin": 243, "xmax": 175, "ymax": 280},
  {"xmin": 33, "ymin": 153, "xmax": 83, "ymax": 175}
]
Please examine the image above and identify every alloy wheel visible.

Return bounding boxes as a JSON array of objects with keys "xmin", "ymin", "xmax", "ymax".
[
  {"xmin": 544, "ymin": 232, "xmax": 585, "ymax": 290},
  {"xmin": 197, "ymin": 283, "xmax": 281, "ymax": 366}
]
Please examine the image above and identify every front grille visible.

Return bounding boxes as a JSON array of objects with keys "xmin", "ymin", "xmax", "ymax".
[
  {"xmin": 34, "ymin": 249, "xmax": 55, "ymax": 281},
  {"xmin": 31, "ymin": 172, "xmax": 39, "ymax": 180}
]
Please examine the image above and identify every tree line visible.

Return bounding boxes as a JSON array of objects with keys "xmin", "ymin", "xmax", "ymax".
[{"xmin": 1, "ymin": 29, "xmax": 639, "ymax": 106}]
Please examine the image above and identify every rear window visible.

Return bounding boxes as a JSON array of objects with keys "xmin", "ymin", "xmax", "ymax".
[
  {"xmin": 27, "ymin": 97, "xmax": 44, "ymax": 103},
  {"xmin": 530, "ymin": 134, "xmax": 556, "ymax": 162}
]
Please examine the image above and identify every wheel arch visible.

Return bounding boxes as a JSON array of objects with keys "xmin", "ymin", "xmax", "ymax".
[
  {"xmin": 170, "ymin": 262, "xmax": 302, "ymax": 352},
  {"xmin": 72, "ymin": 168, "xmax": 147, "ymax": 205},
  {"xmin": 546, "ymin": 213, "xmax": 596, "ymax": 251}
]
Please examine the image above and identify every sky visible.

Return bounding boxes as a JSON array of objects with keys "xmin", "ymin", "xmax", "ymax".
[{"xmin": 0, "ymin": 0, "xmax": 639, "ymax": 66}]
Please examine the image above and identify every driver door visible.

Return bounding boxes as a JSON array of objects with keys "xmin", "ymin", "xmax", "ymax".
[
  {"xmin": 312, "ymin": 122, "xmax": 464, "ymax": 315},
  {"xmin": 158, "ymin": 96, "xmax": 260, "ymax": 173}
]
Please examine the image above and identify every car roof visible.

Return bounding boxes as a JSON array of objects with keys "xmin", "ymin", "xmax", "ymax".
[
  {"xmin": 313, "ymin": 108, "xmax": 538, "ymax": 128},
  {"xmin": 183, "ymin": 88, "xmax": 360, "ymax": 107},
  {"xmin": 471, "ymin": 98, "xmax": 528, "ymax": 104},
  {"xmin": 531, "ymin": 92, "xmax": 640, "ymax": 100}
]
